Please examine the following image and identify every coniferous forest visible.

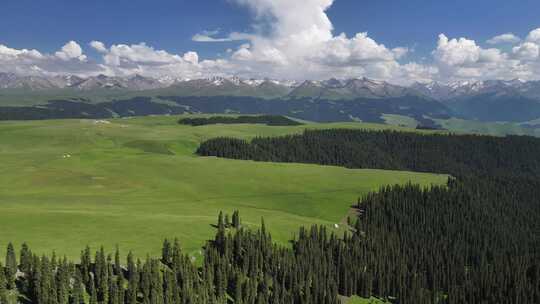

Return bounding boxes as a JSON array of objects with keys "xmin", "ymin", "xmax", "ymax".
[
  {"xmin": 2, "ymin": 129, "xmax": 540, "ymax": 303},
  {"xmin": 196, "ymin": 129, "xmax": 540, "ymax": 178},
  {"xmin": 195, "ymin": 129, "xmax": 540, "ymax": 303},
  {"xmin": 178, "ymin": 115, "xmax": 303, "ymax": 127}
]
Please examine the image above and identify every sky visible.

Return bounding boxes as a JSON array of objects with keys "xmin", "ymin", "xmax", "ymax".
[{"xmin": 1, "ymin": 0, "xmax": 540, "ymax": 84}]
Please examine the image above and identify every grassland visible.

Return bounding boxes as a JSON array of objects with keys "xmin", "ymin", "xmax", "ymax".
[
  {"xmin": 0, "ymin": 115, "xmax": 447, "ymax": 260},
  {"xmin": 382, "ymin": 114, "xmax": 419, "ymax": 128},
  {"xmin": 435, "ymin": 117, "xmax": 540, "ymax": 137}
]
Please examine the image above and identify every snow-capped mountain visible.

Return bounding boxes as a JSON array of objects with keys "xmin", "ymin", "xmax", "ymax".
[
  {"xmin": 2, "ymin": 71, "xmax": 540, "ymax": 104},
  {"xmin": 0, "ymin": 72, "xmax": 417, "ymax": 98},
  {"xmin": 411, "ymin": 79, "xmax": 540, "ymax": 101},
  {"xmin": 0, "ymin": 73, "xmax": 172, "ymax": 91},
  {"xmin": 411, "ymin": 79, "xmax": 540, "ymax": 122},
  {"xmin": 0, "ymin": 73, "xmax": 65, "ymax": 90}
]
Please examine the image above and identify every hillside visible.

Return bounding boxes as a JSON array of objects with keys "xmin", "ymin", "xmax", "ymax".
[{"xmin": 0, "ymin": 116, "xmax": 447, "ymax": 259}]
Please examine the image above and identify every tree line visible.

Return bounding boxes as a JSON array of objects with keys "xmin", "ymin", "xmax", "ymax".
[
  {"xmin": 196, "ymin": 129, "xmax": 540, "ymax": 178},
  {"xmin": 178, "ymin": 115, "xmax": 302, "ymax": 127}
]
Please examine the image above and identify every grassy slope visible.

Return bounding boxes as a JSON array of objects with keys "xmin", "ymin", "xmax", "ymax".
[
  {"xmin": 382, "ymin": 114, "xmax": 419, "ymax": 128},
  {"xmin": 0, "ymin": 116, "xmax": 447, "ymax": 260},
  {"xmin": 435, "ymin": 117, "xmax": 540, "ymax": 137}
]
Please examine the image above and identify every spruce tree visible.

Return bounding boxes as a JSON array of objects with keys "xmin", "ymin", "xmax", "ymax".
[
  {"xmin": 116, "ymin": 275, "xmax": 125, "ymax": 304},
  {"xmin": 71, "ymin": 270, "xmax": 84, "ymax": 304},
  {"xmin": 0, "ymin": 261, "xmax": 7, "ymax": 304},
  {"xmin": 114, "ymin": 246, "xmax": 122, "ymax": 277},
  {"xmin": 89, "ymin": 280, "xmax": 98, "ymax": 304},
  {"xmin": 80, "ymin": 246, "xmax": 92, "ymax": 288},
  {"xmin": 225, "ymin": 214, "xmax": 230, "ymax": 228},
  {"xmin": 232, "ymin": 211, "xmax": 240, "ymax": 229},
  {"xmin": 5, "ymin": 243, "xmax": 16, "ymax": 290},
  {"xmin": 19, "ymin": 243, "xmax": 32, "ymax": 274},
  {"xmin": 161, "ymin": 239, "xmax": 171, "ymax": 267}
]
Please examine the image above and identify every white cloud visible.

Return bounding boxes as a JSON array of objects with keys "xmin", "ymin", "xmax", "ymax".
[
  {"xmin": 434, "ymin": 34, "xmax": 483, "ymax": 66},
  {"xmin": 513, "ymin": 42, "xmax": 539, "ymax": 61},
  {"xmin": 90, "ymin": 41, "xmax": 108, "ymax": 53},
  {"xmin": 486, "ymin": 33, "xmax": 521, "ymax": 45},
  {"xmin": 526, "ymin": 28, "xmax": 540, "ymax": 44},
  {"xmin": 223, "ymin": 0, "xmax": 411, "ymax": 80},
  {"xmin": 0, "ymin": 41, "xmax": 106, "ymax": 76},
  {"xmin": 0, "ymin": 44, "xmax": 43, "ymax": 60},
  {"xmin": 429, "ymin": 33, "xmax": 540, "ymax": 82},
  {"xmin": 55, "ymin": 41, "xmax": 87, "ymax": 61},
  {"xmin": 183, "ymin": 51, "xmax": 199, "ymax": 64}
]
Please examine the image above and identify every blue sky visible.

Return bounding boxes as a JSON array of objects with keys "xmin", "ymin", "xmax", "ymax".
[
  {"xmin": 1, "ymin": 0, "xmax": 540, "ymax": 82},
  {"xmin": 2, "ymin": 0, "xmax": 538, "ymax": 58}
]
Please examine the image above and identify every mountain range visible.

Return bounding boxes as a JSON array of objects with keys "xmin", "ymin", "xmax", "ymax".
[
  {"xmin": 2, "ymin": 72, "xmax": 540, "ymax": 125},
  {"xmin": 2, "ymin": 71, "xmax": 540, "ymax": 101}
]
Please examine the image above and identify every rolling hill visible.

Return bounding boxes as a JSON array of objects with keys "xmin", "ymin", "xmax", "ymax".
[{"xmin": 0, "ymin": 115, "xmax": 447, "ymax": 259}]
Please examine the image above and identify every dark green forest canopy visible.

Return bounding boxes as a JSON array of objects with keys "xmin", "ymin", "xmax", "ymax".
[
  {"xmin": 178, "ymin": 115, "xmax": 303, "ymax": 126},
  {"xmin": 195, "ymin": 129, "xmax": 540, "ymax": 303},
  {"xmin": 197, "ymin": 129, "xmax": 540, "ymax": 178}
]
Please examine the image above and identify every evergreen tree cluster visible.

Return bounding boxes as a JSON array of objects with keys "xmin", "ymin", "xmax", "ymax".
[
  {"xmin": 195, "ymin": 129, "xmax": 540, "ymax": 303},
  {"xmin": 178, "ymin": 115, "xmax": 302, "ymax": 127},
  {"xmin": 2, "ymin": 195, "xmax": 539, "ymax": 304},
  {"xmin": 196, "ymin": 129, "xmax": 540, "ymax": 178},
  {"xmin": 0, "ymin": 212, "xmax": 342, "ymax": 304},
  {"xmin": 0, "ymin": 239, "xmax": 216, "ymax": 304}
]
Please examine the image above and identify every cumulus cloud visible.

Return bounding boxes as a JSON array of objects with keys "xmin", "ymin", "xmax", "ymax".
[
  {"xmin": 55, "ymin": 41, "xmax": 87, "ymax": 61},
  {"xmin": 0, "ymin": 41, "xmax": 106, "ymax": 76},
  {"xmin": 486, "ymin": 33, "xmax": 521, "ymax": 45},
  {"xmin": 428, "ymin": 28, "xmax": 540, "ymax": 82},
  {"xmin": 526, "ymin": 28, "xmax": 540, "ymax": 44},
  {"xmin": 95, "ymin": 42, "xmax": 216, "ymax": 78},
  {"xmin": 1, "ymin": 2, "xmax": 540, "ymax": 84},
  {"xmin": 513, "ymin": 42, "xmax": 539, "ymax": 61},
  {"xmin": 222, "ymin": 0, "xmax": 414, "ymax": 81},
  {"xmin": 89, "ymin": 41, "xmax": 108, "ymax": 53}
]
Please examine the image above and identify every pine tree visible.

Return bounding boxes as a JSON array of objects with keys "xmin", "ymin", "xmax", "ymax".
[
  {"xmin": 171, "ymin": 239, "xmax": 181, "ymax": 271},
  {"xmin": 115, "ymin": 246, "xmax": 122, "ymax": 277},
  {"xmin": 89, "ymin": 280, "xmax": 98, "ymax": 304},
  {"xmin": 234, "ymin": 273, "xmax": 243, "ymax": 304},
  {"xmin": 232, "ymin": 211, "xmax": 240, "ymax": 229},
  {"xmin": 0, "ymin": 261, "xmax": 7, "ymax": 304},
  {"xmin": 5, "ymin": 243, "xmax": 16, "ymax": 290},
  {"xmin": 80, "ymin": 246, "xmax": 92, "ymax": 288},
  {"xmin": 225, "ymin": 214, "xmax": 231, "ymax": 228},
  {"xmin": 71, "ymin": 270, "xmax": 84, "ymax": 304},
  {"xmin": 218, "ymin": 211, "xmax": 224, "ymax": 231},
  {"xmin": 126, "ymin": 255, "xmax": 138, "ymax": 304},
  {"xmin": 57, "ymin": 260, "xmax": 69, "ymax": 304},
  {"xmin": 216, "ymin": 212, "xmax": 226, "ymax": 253},
  {"xmin": 20, "ymin": 243, "xmax": 32, "ymax": 274},
  {"xmin": 161, "ymin": 240, "xmax": 171, "ymax": 267},
  {"xmin": 116, "ymin": 275, "xmax": 125, "ymax": 304},
  {"xmin": 163, "ymin": 271, "xmax": 174, "ymax": 304},
  {"xmin": 108, "ymin": 276, "xmax": 119, "ymax": 304}
]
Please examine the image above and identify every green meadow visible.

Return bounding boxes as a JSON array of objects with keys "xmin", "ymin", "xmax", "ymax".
[{"xmin": 0, "ymin": 115, "xmax": 447, "ymax": 260}]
